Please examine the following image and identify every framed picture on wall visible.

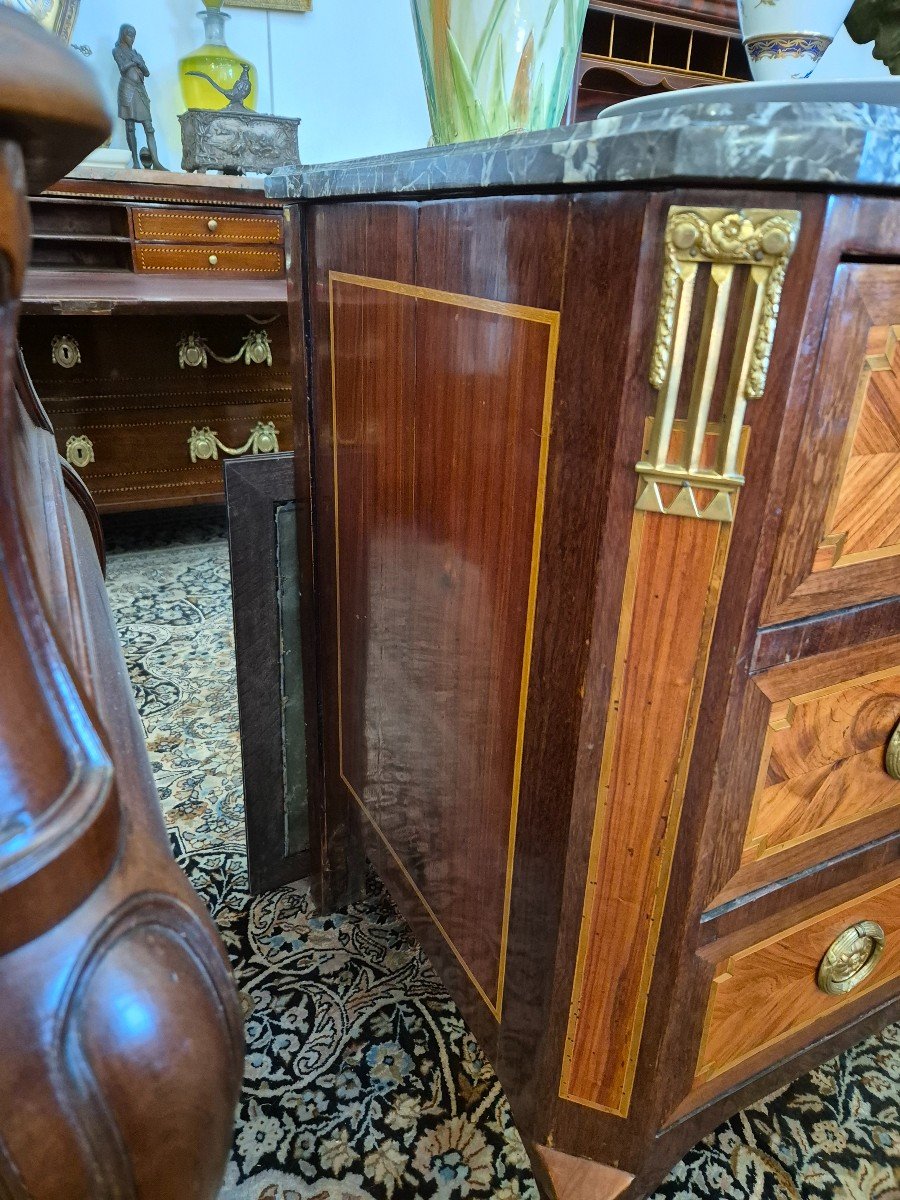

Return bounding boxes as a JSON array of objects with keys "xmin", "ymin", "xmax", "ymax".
[
  {"xmin": 226, "ymin": 0, "xmax": 312, "ymax": 10},
  {"xmin": 0, "ymin": 0, "xmax": 80, "ymax": 41}
]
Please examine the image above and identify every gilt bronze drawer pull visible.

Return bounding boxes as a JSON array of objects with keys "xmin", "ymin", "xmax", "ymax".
[
  {"xmin": 178, "ymin": 329, "xmax": 272, "ymax": 369},
  {"xmin": 207, "ymin": 218, "xmax": 218, "ymax": 232},
  {"xmin": 208, "ymin": 254, "xmax": 219, "ymax": 266},
  {"xmin": 188, "ymin": 421, "xmax": 279, "ymax": 463},
  {"xmin": 65, "ymin": 434, "xmax": 95, "ymax": 469},
  {"xmin": 887, "ymin": 721, "xmax": 900, "ymax": 781},
  {"xmin": 817, "ymin": 921, "xmax": 885, "ymax": 995}
]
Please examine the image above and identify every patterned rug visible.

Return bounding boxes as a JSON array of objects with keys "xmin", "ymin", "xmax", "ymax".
[{"xmin": 103, "ymin": 511, "xmax": 900, "ymax": 1200}]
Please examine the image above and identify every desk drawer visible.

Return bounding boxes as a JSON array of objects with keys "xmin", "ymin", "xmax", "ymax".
[
  {"xmin": 712, "ymin": 633, "xmax": 900, "ymax": 908},
  {"xmin": 52, "ymin": 401, "xmax": 292, "ymax": 511},
  {"xmin": 132, "ymin": 207, "xmax": 283, "ymax": 245},
  {"xmin": 133, "ymin": 244, "xmax": 284, "ymax": 276},
  {"xmin": 744, "ymin": 643, "xmax": 900, "ymax": 864},
  {"xmin": 695, "ymin": 874, "xmax": 900, "ymax": 1085}
]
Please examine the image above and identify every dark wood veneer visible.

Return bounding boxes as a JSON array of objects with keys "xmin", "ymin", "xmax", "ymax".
[{"xmin": 288, "ymin": 170, "xmax": 900, "ymax": 1197}]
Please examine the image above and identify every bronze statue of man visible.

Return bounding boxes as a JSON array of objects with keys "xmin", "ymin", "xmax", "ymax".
[{"xmin": 113, "ymin": 24, "xmax": 165, "ymax": 170}]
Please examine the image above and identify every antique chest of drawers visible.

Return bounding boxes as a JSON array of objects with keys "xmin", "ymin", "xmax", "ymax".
[
  {"xmin": 267, "ymin": 109, "xmax": 900, "ymax": 1199},
  {"xmin": 20, "ymin": 173, "xmax": 298, "ymax": 511}
]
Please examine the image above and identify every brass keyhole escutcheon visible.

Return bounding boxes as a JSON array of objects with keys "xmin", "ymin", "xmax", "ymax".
[
  {"xmin": 887, "ymin": 720, "xmax": 900, "ymax": 781},
  {"xmin": 52, "ymin": 335, "xmax": 81, "ymax": 369},
  {"xmin": 66, "ymin": 434, "xmax": 95, "ymax": 470},
  {"xmin": 817, "ymin": 921, "xmax": 885, "ymax": 995},
  {"xmin": 207, "ymin": 217, "xmax": 219, "ymax": 232}
]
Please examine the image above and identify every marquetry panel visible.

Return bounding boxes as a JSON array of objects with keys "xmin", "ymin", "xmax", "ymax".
[
  {"xmin": 560, "ymin": 423, "xmax": 744, "ymax": 1116},
  {"xmin": 816, "ymin": 324, "xmax": 900, "ymax": 570},
  {"xmin": 742, "ymin": 647, "xmax": 900, "ymax": 869},
  {"xmin": 695, "ymin": 875, "xmax": 900, "ymax": 1084},
  {"xmin": 328, "ymin": 272, "xmax": 559, "ymax": 1019},
  {"xmin": 764, "ymin": 264, "xmax": 900, "ymax": 623}
]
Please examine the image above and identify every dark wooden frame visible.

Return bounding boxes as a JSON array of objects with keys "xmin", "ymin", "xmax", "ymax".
[{"xmin": 225, "ymin": 450, "xmax": 322, "ymax": 893}]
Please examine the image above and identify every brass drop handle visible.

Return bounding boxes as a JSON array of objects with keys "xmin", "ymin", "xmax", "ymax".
[
  {"xmin": 66, "ymin": 434, "xmax": 95, "ymax": 470},
  {"xmin": 188, "ymin": 421, "xmax": 279, "ymax": 463},
  {"xmin": 207, "ymin": 218, "xmax": 219, "ymax": 232},
  {"xmin": 817, "ymin": 921, "xmax": 885, "ymax": 995},
  {"xmin": 886, "ymin": 720, "xmax": 900, "ymax": 781},
  {"xmin": 208, "ymin": 253, "xmax": 219, "ymax": 266}
]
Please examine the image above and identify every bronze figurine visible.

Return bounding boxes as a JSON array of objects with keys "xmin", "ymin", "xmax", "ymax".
[
  {"xmin": 186, "ymin": 64, "xmax": 253, "ymax": 111},
  {"xmin": 113, "ymin": 24, "xmax": 165, "ymax": 170}
]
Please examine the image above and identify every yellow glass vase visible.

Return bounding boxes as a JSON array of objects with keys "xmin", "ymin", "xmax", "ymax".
[{"xmin": 179, "ymin": 0, "xmax": 259, "ymax": 112}]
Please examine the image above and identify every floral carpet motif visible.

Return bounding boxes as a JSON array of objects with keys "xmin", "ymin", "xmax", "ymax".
[{"xmin": 104, "ymin": 511, "xmax": 900, "ymax": 1200}]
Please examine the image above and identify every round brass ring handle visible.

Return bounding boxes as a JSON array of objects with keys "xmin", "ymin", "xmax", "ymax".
[
  {"xmin": 817, "ymin": 921, "xmax": 885, "ymax": 995},
  {"xmin": 65, "ymin": 434, "xmax": 95, "ymax": 470},
  {"xmin": 207, "ymin": 218, "xmax": 219, "ymax": 232},
  {"xmin": 208, "ymin": 253, "xmax": 218, "ymax": 266},
  {"xmin": 886, "ymin": 720, "xmax": 900, "ymax": 781}
]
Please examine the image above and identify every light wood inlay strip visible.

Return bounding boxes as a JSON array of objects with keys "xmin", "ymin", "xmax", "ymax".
[{"xmin": 560, "ymin": 424, "xmax": 746, "ymax": 1116}]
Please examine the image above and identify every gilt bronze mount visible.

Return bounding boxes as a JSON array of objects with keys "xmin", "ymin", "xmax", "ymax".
[{"xmin": 638, "ymin": 206, "xmax": 801, "ymax": 522}]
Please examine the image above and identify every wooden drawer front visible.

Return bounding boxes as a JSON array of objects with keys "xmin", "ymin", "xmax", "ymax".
[
  {"xmin": 53, "ymin": 403, "xmax": 291, "ymax": 510},
  {"xmin": 132, "ymin": 207, "xmax": 283, "ymax": 245},
  {"xmin": 744, "ymin": 639, "xmax": 900, "ymax": 867},
  {"xmin": 764, "ymin": 264, "xmax": 900, "ymax": 623},
  {"xmin": 133, "ymin": 244, "xmax": 284, "ymax": 276},
  {"xmin": 696, "ymin": 875, "xmax": 900, "ymax": 1085},
  {"xmin": 714, "ymin": 635, "xmax": 900, "ymax": 907}
]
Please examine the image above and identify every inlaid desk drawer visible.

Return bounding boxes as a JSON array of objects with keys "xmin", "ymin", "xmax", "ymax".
[
  {"xmin": 716, "ymin": 634, "xmax": 900, "ymax": 905},
  {"xmin": 132, "ymin": 207, "xmax": 283, "ymax": 245},
  {"xmin": 133, "ymin": 244, "xmax": 284, "ymax": 276},
  {"xmin": 52, "ymin": 402, "xmax": 291, "ymax": 510},
  {"xmin": 695, "ymin": 875, "xmax": 900, "ymax": 1086}
]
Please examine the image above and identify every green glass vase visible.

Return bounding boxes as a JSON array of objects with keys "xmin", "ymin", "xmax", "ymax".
[
  {"xmin": 410, "ymin": 0, "xmax": 589, "ymax": 144},
  {"xmin": 179, "ymin": 0, "xmax": 259, "ymax": 112}
]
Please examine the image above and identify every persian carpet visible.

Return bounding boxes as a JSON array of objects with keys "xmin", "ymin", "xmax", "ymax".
[{"xmin": 103, "ymin": 511, "xmax": 900, "ymax": 1200}]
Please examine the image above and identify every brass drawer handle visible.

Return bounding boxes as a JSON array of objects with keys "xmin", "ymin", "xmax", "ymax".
[
  {"xmin": 188, "ymin": 421, "xmax": 279, "ymax": 463},
  {"xmin": 817, "ymin": 921, "xmax": 885, "ymax": 995},
  {"xmin": 178, "ymin": 329, "xmax": 272, "ymax": 369},
  {"xmin": 66, "ymin": 434, "xmax": 95, "ymax": 470},
  {"xmin": 887, "ymin": 720, "xmax": 900, "ymax": 781},
  {"xmin": 207, "ymin": 218, "xmax": 219, "ymax": 232},
  {"xmin": 208, "ymin": 253, "xmax": 218, "ymax": 266}
]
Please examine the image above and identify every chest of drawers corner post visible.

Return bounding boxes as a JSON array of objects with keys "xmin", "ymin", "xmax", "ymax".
[{"xmin": 291, "ymin": 179, "xmax": 900, "ymax": 1198}]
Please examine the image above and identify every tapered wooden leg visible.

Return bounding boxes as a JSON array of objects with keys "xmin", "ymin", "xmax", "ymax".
[{"xmin": 534, "ymin": 1144, "xmax": 635, "ymax": 1200}]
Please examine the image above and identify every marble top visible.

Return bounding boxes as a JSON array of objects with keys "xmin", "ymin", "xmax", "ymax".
[{"xmin": 266, "ymin": 99, "xmax": 900, "ymax": 201}]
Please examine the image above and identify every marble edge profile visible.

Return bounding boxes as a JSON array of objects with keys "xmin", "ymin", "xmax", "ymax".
[{"xmin": 266, "ymin": 101, "xmax": 900, "ymax": 200}]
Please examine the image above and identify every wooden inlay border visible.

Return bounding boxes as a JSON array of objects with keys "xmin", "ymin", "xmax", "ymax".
[
  {"xmin": 559, "ymin": 422, "xmax": 747, "ymax": 1116},
  {"xmin": 327, "ymin": 271, "xmax": 560, "ymax": 1020}
]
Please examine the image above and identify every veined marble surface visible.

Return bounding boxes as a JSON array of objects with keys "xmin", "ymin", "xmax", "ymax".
[{"xmin": 266, "ymin": 99, "xmax": 900, "ymax": 200}]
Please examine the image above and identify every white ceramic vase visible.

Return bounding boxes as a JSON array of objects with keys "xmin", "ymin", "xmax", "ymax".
[{"xmin": 737, "ymin": 0, "xmax": 854, "ymax": 81}]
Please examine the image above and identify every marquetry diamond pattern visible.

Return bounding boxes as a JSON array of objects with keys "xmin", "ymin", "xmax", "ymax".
[{"xmin": 817, "ymin": 324, "xmax": 900, "ymax": 570}]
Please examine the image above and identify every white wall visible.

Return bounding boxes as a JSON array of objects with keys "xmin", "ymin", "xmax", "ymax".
[
  {"xmin": 68, "ymin": 1, "xmax": 890, "ymax": 173},
  {"xmin": 817, "ymin": 24, "xmax": 891, "ymax": 79},
  {"xmin": 69, "ymin": 0, "xmax": 433, "ymax": 170}
]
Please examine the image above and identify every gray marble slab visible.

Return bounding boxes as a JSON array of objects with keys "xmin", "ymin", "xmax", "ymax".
[{"xmin": 266, "ymin": 99, "xmax": 900, "ymax": 201}]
